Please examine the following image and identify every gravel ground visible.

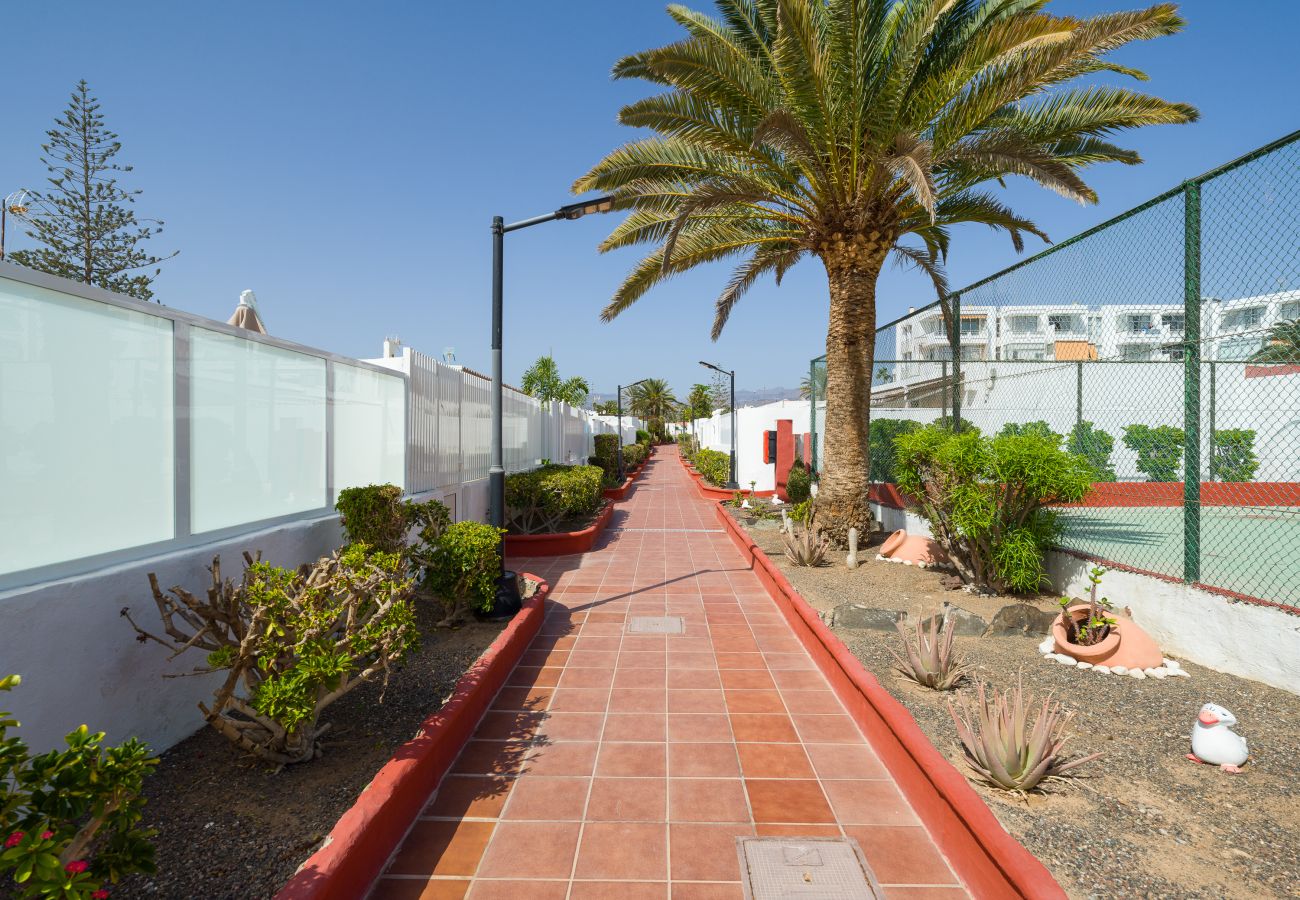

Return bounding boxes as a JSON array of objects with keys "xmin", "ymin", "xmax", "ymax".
[
  {"xmin": 114, "ymin": 604, "xmax": 504, "ymax": 900},
  {"xmin": 738, "ymin": 514, "xmax": 1300, "ymax": 900}
]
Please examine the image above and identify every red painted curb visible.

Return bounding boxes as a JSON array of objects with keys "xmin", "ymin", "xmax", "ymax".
[
  {"xmin": 602, "ymin": 475, "xmax": 635, "ymax": 501},
  {"xmin": 503, "ymin": 503, "xmax": 613, "ymax": 556},
  {"xmin": 274, "ymin": 579, "xmax": 549, "ymax": 900},
  {"xmin": 713, "ymin": 505, "xmax": 1066, "ymax": 900}
]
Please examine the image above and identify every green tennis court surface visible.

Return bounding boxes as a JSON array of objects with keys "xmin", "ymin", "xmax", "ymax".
[{"xmin": 1053, "ymin": 506, "xmax": 1300, "ymax": 609}]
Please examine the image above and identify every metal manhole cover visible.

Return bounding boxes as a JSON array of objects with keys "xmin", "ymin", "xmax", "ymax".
[
  {"xmin": 627, "ymin": 616, "xmax": 684, "ymax": 634},
  {"xmin": 737, "ymin": 837, "xmax": 883, "ymax": 899}
]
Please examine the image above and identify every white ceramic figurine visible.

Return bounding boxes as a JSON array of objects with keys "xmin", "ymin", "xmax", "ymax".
[{"xmin": 1187, "ymin": 703, "xmax": 1248, "ymax": 774}]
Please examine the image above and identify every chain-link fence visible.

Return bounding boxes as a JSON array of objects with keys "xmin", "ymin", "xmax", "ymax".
[{"xmin": 810, "ymin": 129, "xmax": 1300, "ymax": 610}]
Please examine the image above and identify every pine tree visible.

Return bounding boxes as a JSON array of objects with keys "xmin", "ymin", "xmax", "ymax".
[{"xmin": 10, "ymin": 80, "xmax": 174, "ymax": 302}]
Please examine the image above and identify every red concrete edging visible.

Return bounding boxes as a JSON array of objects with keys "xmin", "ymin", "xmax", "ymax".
[
  {"xmin": 275, "ymin": 578, "xmax": 549, "ymax": 900},
  {"xmin": 503, "ymin": 503, "xmax": 614, "ymax": 557},
  {"xmin": 713, "ymin": 504, "xmax": 1066, "ymax": 900},
  {"xmin": 602, "ymin": 475, "xmax": 635, "ymax": 501}
]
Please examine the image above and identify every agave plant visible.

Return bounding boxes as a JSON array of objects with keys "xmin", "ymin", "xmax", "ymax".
[
  {"xmin": 782, "ymin": 504, "xmax": 829, "ymax": 566},
  {"xmin": 889, "ymin": 613, "xmax": 966, "ymax": 690},
  {"xmin": 948, "ymin": 678, "xmax": 1101, "ymax": 793}
]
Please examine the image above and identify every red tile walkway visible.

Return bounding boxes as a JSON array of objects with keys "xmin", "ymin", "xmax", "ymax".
[{"xmin": 370, "ymin": 447, "xmax": 972, "ymax": 899}]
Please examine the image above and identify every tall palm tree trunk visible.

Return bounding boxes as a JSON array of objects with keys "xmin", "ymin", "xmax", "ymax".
[{"xmin": 817, "ymin": 239, "xmax": 886, "ymax": 546}]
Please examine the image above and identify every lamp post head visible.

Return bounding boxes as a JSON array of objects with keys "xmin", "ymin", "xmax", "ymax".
[{"xmin": 557, "ymin": 195, "xmax": 616, "ymax": 221}]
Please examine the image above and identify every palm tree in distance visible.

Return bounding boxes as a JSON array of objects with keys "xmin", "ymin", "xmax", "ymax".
[
  {"xmin": 1248, "ymin": 318, "xmax": 1300, "ymax": 363},
  {"xmin": 628, "ymin": 378, "xmax": 678, "ymax": 440},
  {"xmin": 799, "ymin": 366, "xmax": 827, "ymax": 400},
  {"xmin": 521, "ymin": 354, "xmax": 590, "ymax": 406},
  {"xmin": 576, "ymin": 0, "xmax": 1196, "ymax": 542},
  {"xmin": 687, "ymin": 383, "xmax": 714, "ymax": 419}
]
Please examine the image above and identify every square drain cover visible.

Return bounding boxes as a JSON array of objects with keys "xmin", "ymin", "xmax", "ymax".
[
  {"xmin": 737, "ymin": 836, "xmax": 882, "ymax": 899},
  {"xmin": 627, "ymin": 616, "xmax": 684, "ymax": 634}
]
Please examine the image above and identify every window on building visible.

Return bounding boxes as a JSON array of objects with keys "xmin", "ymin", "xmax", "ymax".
[
  {"xmin": 959, "ymin": 317, "xmax": 984, "ymax": 336},
  {"xmin": 960, "ymin": 345, "xmax": 986, "ymax": 361},
  {"xmin": 1048, "ymin": 314, "xmax": 1081, "ymax": 334},
  {"xmin": 1279, "ymin": 300, "xmax": 1300, "ymax": 322},
  {"xmin": 1125, "ymin": 314, "xmax": 1151, "ymax": 334},
  {"xmin": 1163, "ymin": 346, "xmax": 1185, "ymax": 361},
  {"xmin": 1224, "ymin": 306, "xmax": 1264, "ymax": 330},
  {"xmin": 1218, "ymin": 337, "xmax": 1263, "ymax": 361},
  {"xmin": 1008, "ymin": 315, "xmax": 1039, "ymax": 334},
  {"xmin": 1119, "ymin": 344, "xmax": 1152, "ymax": 361},
  {"xmin": 1008, "ymin": 345, "xmax": 1047, "ymax": 361},
  {"xmin": 923, "ymin": 319, "xmax": 946, "ymax": 336},
  {"xmin": 1162, "ymin": 313, "xmax": 1185, "ymax": 332}
]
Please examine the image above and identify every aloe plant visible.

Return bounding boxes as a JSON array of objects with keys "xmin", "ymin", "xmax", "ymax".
[
  {"xmin": 889, "ymin": 614, "xmax": 966, "ymax": 690},
  {"xmin": 948, "ymin": 679, "xmax": 1101, "ymax": 793},
  {"xmin": 782, "ymin": 505, "xmax": 829, "ymax": 567}
]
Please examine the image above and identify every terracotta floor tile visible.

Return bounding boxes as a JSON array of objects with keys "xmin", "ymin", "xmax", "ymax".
[
  {"xmin": 669, "ymin": 778, "xmax": 750, "ymax": 823},
  {"xmin": 736, "ymin": 742, "xmax": 815, "ymax": 779},
  {"xmin": 574, "ymin": 822, "xmax": 668, "ymax": 881},
  {"xmin": 507, "ymin": 666, "xmax": 561, "ymax": 688},
  {"xmin": 719, "ymin": 670, "xmax": 777, "ymax": 691},
  {"xmin": 792, "ymin": 713, "xmax": 866, "ymax": 744},
  {"xmin": 452, "ymin": 740, "xmax": 532, "ymax": 776},
  {"xmin": 370, "ymin": 878, "xmax": 469, "ymax": 899},
  {"xmin": 770, "ymin": 669, "xmax": 826, "ymax": 691},
  {"xmin": 609, "ymin": 688, "xmax": 668, "ymax": 713},
  {"xmin": 621, "ymin": 650, "xmax": 669, "ymax": 669},
  {"xmin": 723, "ymin": 689, "xmax": 786, "ymax": 714},
  {"xmin": 475, "ymin": 822, "xmax": 581, "ymax": 879},
  {"xmin": 821, "ymin": 780, "xmax": 918, "ymax": 825},
  {"xmin": 668, "ymin": 742, "xmax": 741, "ymax": 778},
  {"xmin": 668, "ymin": 669, "xmax": 721, "ymax": 689},
  {"xmin": 597, "ymin": 742, "xmax": 668, "ymax": 777},
  {"xmin": 586, "ymin": 777, "xmax": 668, "ymax": 821},
  {"xmin": 670, "ymin": 883, "xmax": 745, "ymax": 899},
  {"xmin": 558, "ymin": 667, "xmax": 615, "ymax": 689},
  {"xmin": 387, "ymin": 820, "xmax": 494, "ymax": 876},
  {"xmin": 474, "ymin": 711, "xmax": 545, "ymax": 741},
  {"xmin": 521, "ymin": 741, "xmax": 598, "ymax": 777},
  {"xmin": 500, "ymin": 776, "xmax": 589, "ymax": 820},
  {"xmin": 574, "ymin": 635, "xmax": 621, "ymax": 652},
  {"xmin": 425, "ymin": 776, "xmax": 513, "ymax": 819},
  {"xmin": 603, "ymin": 713, "xmax": 668, "ymax": 742},
  {"xmin": 880, "ymin": 888, "xmax": 970, "ymax": 899},
  {"xmin": 754, "ymin": 823, "xmax": 842, "ymax": 837},
  {"xmin": 534, "ymin": 712, "xmax": 605, "ymax": 743},
  {"xmin": 715, "ymin": 652, "xmax": 765, "ymax": 670},
  {"xmin": 490, "ymin": 686, "xmax": 554, "ymax": 712},
  {"xmin": 614, "ymin": 668, "xmax": 667, "ymax": 689},
  {"xmin": 780, "ymin": 690, "xmax": 843, "ymax": 714},
  {"xmin": 519, "ymin": 649, "xmax": 567, "ymax": 668},
  {"xmin": 667, "ymin": 689, "xmax": 727, "ymax": 713},
  {"xmin": 570, "ymin": 883, "xmax": 666, "ymax": 900},
  {"xmin": 669, "ymin": 823, "xmax": 751, "ymax": 881},
  {"xmin": 843, "ymin": 825, "xmax": 959, "ymax": 886},
  {"xmin": 547, "ymin": 688, "xmax": 611, "ymax": 713},
  {"xmin": 803, "ymin": 743, "xmax": 889, "ymax": 779},
  {"xmin": 465, "ymin": 882, "xmax": 568, "ymax": 900},
  {"xmin": 667, "ymin": 713, "xmax": 734, "ymax": 742},
  {"xmin": 744, "ymin": 779, "xmax": 835, "ymax": 824},
  {"xmin": 667, "ymin": 651, "xmax": 718, "ymax": 669},
  {"xmin": 567, "ymin": 650, "xmax": 620, "ymax": 668},
  {"xmin": 729, "ymin": 713, "xmax": 799, "ymax": 743}
]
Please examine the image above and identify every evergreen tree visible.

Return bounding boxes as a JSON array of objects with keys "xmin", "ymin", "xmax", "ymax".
[{"xmin": 10, "ymin": 80, "xmax": 174, "ymax": 301}]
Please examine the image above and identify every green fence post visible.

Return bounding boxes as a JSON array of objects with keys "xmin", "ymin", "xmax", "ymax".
[
  {"xmin": 951, "ymin": 294, "xmax": 962, "ymax": 430},
  {"xmin": 1076, "ymin": 362, "xmax": 1084, "ymax": 429},
  {"xmin": 1208, "ymin": 361, "xmax": 1216, "ymax": 481},
  {"xmin": 1183, "ymin": 182, "xmax": 1202, "ymax": 584},
  {"xmin": 941, "ymin": 360, "xmax": 948, "ymax": 421}
]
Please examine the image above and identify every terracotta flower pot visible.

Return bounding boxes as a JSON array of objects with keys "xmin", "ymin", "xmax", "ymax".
[
  {"xmin": 1052, "ymin": 604, "xmax": 1163, "ymax": 669},
  {"xmin": 878, "ymin": 530, "xmax": 949, "ymax": 566}
]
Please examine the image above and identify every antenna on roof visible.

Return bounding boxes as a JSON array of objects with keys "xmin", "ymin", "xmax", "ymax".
[{"xmin": 443, "ymin": 347, "xmax": 457, "ymax": 363}]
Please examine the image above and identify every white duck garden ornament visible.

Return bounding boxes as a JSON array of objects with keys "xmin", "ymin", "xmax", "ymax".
[{"xmin": 1187, "ymin": 703, "xmax": 1248, "ymax": 774}]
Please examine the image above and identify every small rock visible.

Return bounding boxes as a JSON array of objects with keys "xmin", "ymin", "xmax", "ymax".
[
  {"xmin": 832, "ymin": 604, "xmax": 905, "ymax": 631},
  {"xmin": 1052, "ymin": 653, "xmax": 1078, "ymax": 666},
  {"xmin": 1147, "ymin": 667, "xmax": 1167, "ymax": 679},
  {"xmin": 1111, "ymin": 665, "xmax": 1128, "ymax": 676},
  {"xmin": 1037, "ymin": 637, "xmax": 1056, "ymax": 654},
  {"xmin": 1129, "ymin": 668, "xmax": 1147, "ymax": 679},
  {"xmin": 1094, "ymin": 665, "xmax": 1111, "ymax": 674},
  {"xmin": 1164, "ymin": 658, "xmax": 1183, "ymax": 671},
  {"xmin": 918, "ymin": 604, "xmax": 988, "ymax": 638},
  {"xmin": 1076, "ymin": 662, "xmax": 1093, "ymax": 670},
  {"xmin": 987, "ymin": 603, "xmax": 1058, "ymax": 637}
]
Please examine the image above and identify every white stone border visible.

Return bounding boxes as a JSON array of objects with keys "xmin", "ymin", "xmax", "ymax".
[{"xmin": 1036, "ymin": 637, "xmax": 1190, "ymax": 680}]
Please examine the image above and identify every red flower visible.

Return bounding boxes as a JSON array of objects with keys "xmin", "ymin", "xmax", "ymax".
[
  {"xmin": 91, "ymin": 891, "xmax": 110, "ymax": 899},
  {"xmin": 64, "ymin": 860, "xmax": 89, "ymax": 874},
  {"xmin": 40, "ymin": 831, "xmax": 54, "ymax": 840},
  {"xmin": 3, "ymin": 832, "xmax": 22, "ymax": 849}
]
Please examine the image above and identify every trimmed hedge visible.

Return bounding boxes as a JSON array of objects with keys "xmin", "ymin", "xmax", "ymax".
[
  {"xmin": 593, "ymin": 433, "xmax": 619, "ymax": 481},
  {"xmin": 505, "ymin": 464, "xmax": 604, "ymax": 534},
  {"xmin": 694, "ymin": 448, "xmax": 731, "ymax": 486},
  {"xmin": 622, "ymin": 442, "xmax": 646, "ymax": 471},
  {"xmin": 785, "ymin": 459, "xmax": 812, "ymax": 502}
]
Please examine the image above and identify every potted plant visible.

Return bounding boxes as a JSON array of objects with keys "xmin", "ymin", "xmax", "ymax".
[{"xmin": 1051, "ymin": 567, "xmax": 1163, "ymax": 670}]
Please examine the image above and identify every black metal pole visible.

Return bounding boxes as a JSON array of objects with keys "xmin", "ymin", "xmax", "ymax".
[
  {"xmin": 616, "ymin": 385, "xmax": 624, "ymax": 479},
  {"xmin": 727, "ymin": 369, "xmax": 738, "ymax": 489},
  {"xmin": 489, "ymin": 215, "xmax": 521, "ymax": 615}
]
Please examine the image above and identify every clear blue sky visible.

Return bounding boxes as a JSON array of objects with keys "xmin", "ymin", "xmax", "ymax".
[{"xmin": 2, "ymin": 1, "xmax": 1295, "ymax": 398}]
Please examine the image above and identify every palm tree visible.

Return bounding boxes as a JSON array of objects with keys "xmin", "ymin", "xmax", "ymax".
[
  {"xmin": 687, "ymin": 383, "xmax": 715, "ymax": 419},
  {"xmin": 521, "ymin": 354, "xmax": 590, "ymax": 406},
  {"xmin": 628, "ymin": 378, "xmax": 678, "ymax": 439},
  {"xmin": 799, "ymin": 365, "xmax": 827, "ymax": 400},
  {"xmin": 576, "ymin": 0, "xmax": 1195, "ymax": 542},
  {"xmin": 1248, "ymin": 318, "xmax": 1300, "ymax": 363}
]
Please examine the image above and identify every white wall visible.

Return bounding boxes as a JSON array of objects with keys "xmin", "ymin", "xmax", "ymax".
[{"xmin": 687, "ymin": 400, "xmax": 811, "ymax": 491}]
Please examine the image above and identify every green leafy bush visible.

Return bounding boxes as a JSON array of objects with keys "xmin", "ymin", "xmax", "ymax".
[
  {"xmin": 935, "ymin": 416, "xmax": 978, "ymax": 434},
  {"xmin": 335, "ymin": 484, "xmax": 449, "ymax": 557},
  {"xmin": 1066, "ymin": 421, "xmax": 1116, "ymax": 482},
  {"xmin": 622, "ymin": 442, "xmax": 646, "ymax": 472},
  {"xmin": 593, "ymin": 434, "xmax": 619, "ymax": 480},
  {"xmin": 868, "ymin": 419, "xmax": 922, "ymax": 483},
  {"xmin": 785, "ymin": 459, "xmax": 812, "ymax": 503},
  {"xmin": 895, "ymin": 425, "xmax": 1092, "ymax": 593},
  {"xmin": 504, "ymin": 464, "xmax": 604, "ymax": 534},
  {"xmin": 423, "ymin": 521, "xmax": 505, "ymax": 623},
  {"xmin": 125, "ymin": 546, "xmax": 417, "ymax": 765},
  {"xmin": 997, "ymin": 421, "xmax": 1062, "ymax": 445},
  {"xmin": 1122, "ymin": 424, "xmax": 1184, "ymax": 482},
  {"xmin": 1, "ymin": 675, "xmax": 157, "ymax": 899},
  {"xmin": 1212, "ymin": 429, "xmax": 1259, "ymax": 483},
  {"xmin": 694, "ymin": 448, "xmax": 731, "ymax": 486},
  {"xmin": 635, "ymin": 429, "xmax": 651, "ymax": 445}
]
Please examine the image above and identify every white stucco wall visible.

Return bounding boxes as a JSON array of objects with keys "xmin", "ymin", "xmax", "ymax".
[{"xmin": 868, "ymin": 500, "xmax": 1300, "ymax": 695}]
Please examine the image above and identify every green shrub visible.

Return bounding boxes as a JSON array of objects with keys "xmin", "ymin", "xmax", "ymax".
[
  {"xmin": 935, "ymin": 416, "xmax": 978, "ymax": 434},
  {"xmin": 125, "ymin": 546, "xmax": 417, "ymax": 765},
  {"xmin": 622, "ymin": 442, "xmax": 646, "ymax": 471},
  {"xmin": 593, "ymin": 434, "xmax": 619, "ymax": 480},
  {"xmin": 1122, "ymin": 424, "xmax": 1184, "ymax": 482},
  {"xmin": 895, "ymin": 426, "xmax": 1092, "ymax": 593},
  {"xmin": 785, "ymin": 459, "xmax": 812, "ymax": 502},
  {"xmin": 869, "ymin": 419, "xmax": 923, "ymax": 482},
  {"xmin": 423, "ymin": 521, "xmax": 505, "ymax": 622},
  {"xmin": 0, "ymin": 675, "xmax": 157, "ymax": 899},
  {"xmin": 336, "ymin": 484, "xmax": 449, "ymax": 556},
  {"xmin": 1212, "ymin": 429, "xmax": 1259, "ymax": 482},
  {"xmin": 505, "ymin": 464, "xmax": 604, "ymax": 534},
  {"xmin": 635, "ymin": 429, "xmax": 651, "ymax": 445},
  {"xmin": 997, "ymin": 421, "xmax": 1062, "ymax": 445},
  {"xmin": 1066, "ymin": 421, "xmax": 1116, "ymax": 482},
  {"xmin": 694, "ymin": 448, "xmax": 731, "ymax": 486}
]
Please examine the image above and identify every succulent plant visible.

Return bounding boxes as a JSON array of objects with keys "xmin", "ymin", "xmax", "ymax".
[
  {"xmin": 888, "ymin": 613, "xmax": 967, "ymax": 690},
  {"xmin": 782, "ymin": 504, "xmax": 829, "ymax": 566},
  {"xmin": 948, "ymin": 678, "xmax": 1101, "ymax": 793}
]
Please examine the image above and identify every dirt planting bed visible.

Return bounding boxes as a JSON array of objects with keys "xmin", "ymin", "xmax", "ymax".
[
  {"xmin": 737, "ymin": 513, "xmax": 1300, "ymax": 900},
  {"xmin": 116, "ymin": 606, "xmax": 504, "ymax": 900}
]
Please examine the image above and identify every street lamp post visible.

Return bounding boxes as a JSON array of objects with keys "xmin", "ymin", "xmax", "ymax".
[
  {"xmin": 699, "ymin": 360, "xmax": 738, "ymax": 490},
  {"xmin": 489, "ymin": 195, "xmax": 615, "ymax": 615},
  {"xmin": 616, "ymin": 379, "xmax": 648, "ymax": 479}
]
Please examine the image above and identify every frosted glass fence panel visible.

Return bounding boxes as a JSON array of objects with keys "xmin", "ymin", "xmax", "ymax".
[
  {"xmin": 190, "ymin": 328, "xmax": 326, "ymax": 533},
  {"xmin": 0, "ymin": 279, "xmax": 174, "ymax": 576},
  {"xmin": 460, "ymin": 372, "xmax": 491, "ymax": 483},
  {"xmin": 334, "ymin": 363, "xmax": 406, "ymax": 492}
]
